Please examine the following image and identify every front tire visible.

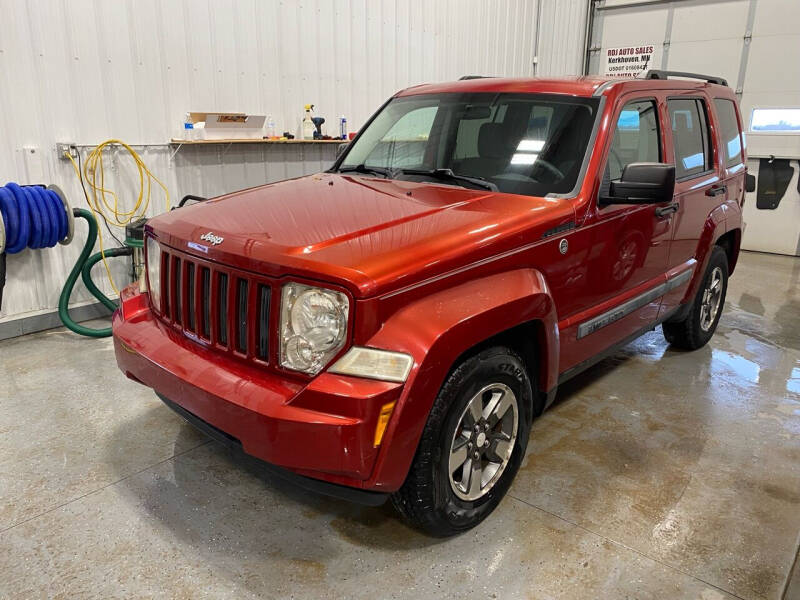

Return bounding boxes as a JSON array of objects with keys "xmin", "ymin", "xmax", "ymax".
[
  {"xmin": 663, "ymin": 245, "xmax": 728, "ymax": 350},
  {"xmin": 391, "ymin": 346, "xmax": 533, "ymax": 537}
]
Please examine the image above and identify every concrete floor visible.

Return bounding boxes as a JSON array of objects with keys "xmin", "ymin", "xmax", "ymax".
[{"xmin": 1, "ymin": 250, "xmax": 799, "ymax": 600}]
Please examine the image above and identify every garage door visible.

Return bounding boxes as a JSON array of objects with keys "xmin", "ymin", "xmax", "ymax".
[{"xmin": 585, "ymin": 0, "xmax": 800, "ymax": 256}]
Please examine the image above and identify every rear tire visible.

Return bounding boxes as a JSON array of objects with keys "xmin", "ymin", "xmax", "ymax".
[
  {"xmin": 391, "ymin": 346, "xmax": 533, "ymax": 537},
  {"xmin": 662, "ymin": 245, "xmax": 728, "ymax": 350}
]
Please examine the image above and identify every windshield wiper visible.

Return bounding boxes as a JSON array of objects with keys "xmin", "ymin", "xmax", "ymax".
[
  {"xmin": 338, "ymin": 164, "xmax": 393, "ymax": 178},
  {"xmin": 399, "ymin": 168, "xmax": 498, "ymax": 192}
]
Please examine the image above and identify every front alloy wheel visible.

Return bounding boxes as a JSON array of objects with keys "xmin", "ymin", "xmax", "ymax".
[
  {"xmin": 392, "ymin": 346, "xmax": 534, "ymax": 537},
  {"xmin": 449, "ymin": 383, "xmax": 518, "ymax": 501}
]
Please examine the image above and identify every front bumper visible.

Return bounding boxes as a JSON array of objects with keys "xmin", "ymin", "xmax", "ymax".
[
  {"xmin": 112, "ymin": 286, "xmax": 403, "ymax": 493},
  {"xmin": 156, "ymin": 393, "xmax": 388, "ymax": 505}
]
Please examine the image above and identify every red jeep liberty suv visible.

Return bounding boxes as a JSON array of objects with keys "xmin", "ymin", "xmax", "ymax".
[{"xmin": 113, "ymin": 71, "xmax": 751, "ymax": 536}]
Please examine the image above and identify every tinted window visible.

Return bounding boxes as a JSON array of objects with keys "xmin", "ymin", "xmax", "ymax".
[
  {"xmin": 668, "ymin": 99, "xmax": 712, "ymax": 179},
  {"xmin": 340, "ymin": 93, "xmax": 600, "ymax": 197},
  {"xmin": 607, "ymin": 100, "xmax": 661, "ymax": 181},
  {"xmin": 713, "ymin": 99, "xmax": 743, "ymax": 167},
  {"xmin": 364, "ymin": 105, "xmax": 437, "ymax": 168}
]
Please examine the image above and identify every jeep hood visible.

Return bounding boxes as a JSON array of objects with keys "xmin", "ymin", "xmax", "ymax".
[{"xmin": 148, "ymin": 174, "xmax": 574, "ymax": 297}]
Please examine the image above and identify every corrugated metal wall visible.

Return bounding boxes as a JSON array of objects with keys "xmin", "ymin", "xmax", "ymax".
[
  {"xmin": 537, "ymin": 0, "xmax": 588, "ymax": 76},
  {"xmin": 0, "ymin": 0, "xmax": 588, "ymax": 324}
]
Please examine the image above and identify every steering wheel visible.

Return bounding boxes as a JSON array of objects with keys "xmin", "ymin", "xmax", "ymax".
[
  {"xmin": 496, "ymin": 159, "xmax": 566, "ymax": 184},
  {"xmin": 532, "ymin": 159, "xmax": 565, "ymax": 181}
]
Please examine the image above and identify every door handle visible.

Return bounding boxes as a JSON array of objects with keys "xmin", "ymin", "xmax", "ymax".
[
  {"xmin": 705, "ymin": 184, "xmax": 727, "ymax": 197},
  {"xmin": 655, "ymin": 202, "xmax": 679, "ymax": 217}
]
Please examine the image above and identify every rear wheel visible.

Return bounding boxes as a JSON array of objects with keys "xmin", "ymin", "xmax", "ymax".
[
  {"xmin": 663, "ymin": 245, "xmax": 728, "ymax": 350},
  {"xmin": 391, "ymin": 346, "xmax": 533, "ymax": 537}
]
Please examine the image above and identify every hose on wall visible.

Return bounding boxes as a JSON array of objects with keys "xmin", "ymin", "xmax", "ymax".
[
  {"xmin": 65, "ymin": 140, "xmax": 169, "ymax": 294},
  {"xmin": 0, "ymin": 182, "xmax": 73, "ymax": 254},
  {"xmin": 3, "ymin": 141, "xmax": 168, "ymax": 336},
  {"xmin": 58, "ymin": 208, "xmax": 131, "ymax": 338},
  {"xmin": 0, "ymin": 181, "xmax": 131, "ymax": 337},
  {"xmin": 0, "ymin": 182, "xmax": 74, "ymax": 313}
]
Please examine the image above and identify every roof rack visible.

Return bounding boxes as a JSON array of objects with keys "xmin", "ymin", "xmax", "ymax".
[
  {"xmin": 644, "ymin": 70, "xmax": 728, "ymax": 86},
  {"xmin": 459, "ymin": 75, "xmax": 494, "ymax": 80}
]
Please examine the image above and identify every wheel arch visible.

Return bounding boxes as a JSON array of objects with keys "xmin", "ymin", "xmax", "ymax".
[
  {"xmin": 715, "ymin": 228, "xmax": 741, "ymax": 275},
  {"xmin": 363, "ymin": 268, "xmax": 558, "ymax": 491},
  {"xmin": 447, "ymin": 319, "xmax": 550, "ymax": 418}
]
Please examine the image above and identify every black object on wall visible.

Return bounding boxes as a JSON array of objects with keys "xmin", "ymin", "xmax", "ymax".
[
  {"xmin": 756, "ymin": 158, "xmax": 794, "ymax": 210},
  {"xmin": 0, "ymin": 253, "xmax": 5, "ymax": 312}
]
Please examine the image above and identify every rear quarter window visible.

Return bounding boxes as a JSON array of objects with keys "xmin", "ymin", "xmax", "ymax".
[{"xmin": 713, "ymin": 99, "xmax": 744, "ymax": 167}]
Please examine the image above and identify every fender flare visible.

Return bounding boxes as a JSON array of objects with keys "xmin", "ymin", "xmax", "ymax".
[
  {"xmin": 682, "ymin": 206, "xmax": 727, "ymax": 303},
  {"xmin": 364, "ymin": 268, "xmax": 558, "ymax": 490}
]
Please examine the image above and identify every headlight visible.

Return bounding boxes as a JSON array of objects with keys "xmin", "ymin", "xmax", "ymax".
[
  {"xmin": 280, "ymin": 282, "xmax": 349, "ymax": 375},
  {"xmin": 145, "ymin": 235, "xmax": 162, "ymax": 311}
]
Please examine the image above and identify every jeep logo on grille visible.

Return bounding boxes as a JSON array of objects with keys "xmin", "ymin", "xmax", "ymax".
[{"xmin": 200, "ymin": 232, "xmax": 224, "ymax": 246}]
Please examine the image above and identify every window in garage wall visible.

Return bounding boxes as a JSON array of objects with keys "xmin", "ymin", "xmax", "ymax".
[{"xmin": 750, "ymin": 108, "xmax": 800, "ymax": 133}]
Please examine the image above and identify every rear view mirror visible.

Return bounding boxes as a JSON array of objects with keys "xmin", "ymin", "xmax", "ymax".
[
  {"xmin": 745, "ymin": 173, "xmax": 756, "ymax": 193},
  {"xmin": 462, "ymin": 105, "xmax": 492, "ymax": 120},
  {"xmin": 602, "ymin": 163, "xmax": 676, "ymax": 205}
]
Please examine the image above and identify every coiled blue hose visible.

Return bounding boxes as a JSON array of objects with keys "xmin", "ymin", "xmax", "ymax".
[{"xmin": 0, "ymin": 182, "xmax": 69, "ymax": 254}]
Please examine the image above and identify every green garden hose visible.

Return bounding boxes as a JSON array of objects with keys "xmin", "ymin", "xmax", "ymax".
[{"xmin": 58, "ymin": 208, "xmax": 131, "ymax": 337}]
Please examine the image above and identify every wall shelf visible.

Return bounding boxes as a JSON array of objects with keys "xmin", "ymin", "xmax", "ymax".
[
  {"xmin": 168, "ymin": 138, "xmax": 346, "ymax": 145},
  {"xmin": 168, "ymin": 137, "xmax": 345, "ymax": 159}
]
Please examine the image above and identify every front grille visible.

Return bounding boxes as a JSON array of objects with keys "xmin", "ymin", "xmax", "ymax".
[{"xmin": 155, "ymin": 246, "xmax": 272, "ymax": 364}]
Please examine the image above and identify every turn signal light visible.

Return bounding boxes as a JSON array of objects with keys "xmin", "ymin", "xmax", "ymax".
[{"xmin": 374, "ymin": 401, "xmax": 396, "ymax": 447}]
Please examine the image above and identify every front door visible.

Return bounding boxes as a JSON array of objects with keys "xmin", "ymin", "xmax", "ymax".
[{"xmin": 558, "ymin": 95, "xmax": 674, "ymax": 374}]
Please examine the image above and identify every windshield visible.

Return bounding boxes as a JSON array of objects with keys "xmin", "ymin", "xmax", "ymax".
[{"xmin": 337, "ymin": 92, "xmax": 600, "ymax": 197}]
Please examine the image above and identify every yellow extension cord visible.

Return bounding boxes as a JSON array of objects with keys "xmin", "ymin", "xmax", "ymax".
[{"xmin": 66, "ymin": 139, "xmax": 170, "ymax": 294}]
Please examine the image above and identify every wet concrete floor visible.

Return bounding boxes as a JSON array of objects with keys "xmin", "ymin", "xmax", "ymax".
[{"xmin": 1, "ymin": 250, "xmax": 799, "ymax": 599}]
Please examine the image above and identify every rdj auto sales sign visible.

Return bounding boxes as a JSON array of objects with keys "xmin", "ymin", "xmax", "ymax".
[{"xmin": 602, "ymin": 44, "xmax": 659, "ymax": 78}]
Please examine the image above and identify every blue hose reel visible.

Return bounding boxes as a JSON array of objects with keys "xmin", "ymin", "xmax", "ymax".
[{"xmin": 0, "ymin": 182, "xmax": 74, "ymax": 254}]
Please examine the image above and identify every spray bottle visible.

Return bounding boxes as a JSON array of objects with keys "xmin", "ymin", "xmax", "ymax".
[{"xmin": 302, "ymin": 104, "xmax": 315, "ymax": 140}]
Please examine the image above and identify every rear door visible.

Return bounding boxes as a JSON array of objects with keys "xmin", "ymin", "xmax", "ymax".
[{"xmin": 659, "ymin": 94, "xmax": 724, "ymax": 316}]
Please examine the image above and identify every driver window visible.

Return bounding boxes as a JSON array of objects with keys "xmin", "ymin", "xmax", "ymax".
[{"xmin": 607, "ymin": 100, "xmax": 661, "ymax": 181}]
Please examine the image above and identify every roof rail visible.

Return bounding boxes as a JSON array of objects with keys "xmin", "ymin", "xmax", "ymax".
[
  {"xmin": 644, "ymin": 69, "xmax": 728, "ymax": 86},
  {"xmin": 459, "ymin": 75, "xmax": 493, "ymax": 80}
]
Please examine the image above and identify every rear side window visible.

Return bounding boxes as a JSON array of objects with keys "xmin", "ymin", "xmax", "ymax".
[
  {"xmin": 668, "ymin": 99, "xmax": 713, "ymax": 179},
  {"xmin": 607, "ymin": 99, "xmax": 661, "ymax": 181},
  {"xmin": 713, "ymin": 99, "xmax": 743, "ymax": 167}
]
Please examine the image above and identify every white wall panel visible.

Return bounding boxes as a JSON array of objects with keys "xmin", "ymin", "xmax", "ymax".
[
  {"xmin": 0, "ymin": 0, "xmax": 587, "ymax": 324},
  {"xmin": 537, "ymin": 0, "xmax": 588, "ymax": 76}
]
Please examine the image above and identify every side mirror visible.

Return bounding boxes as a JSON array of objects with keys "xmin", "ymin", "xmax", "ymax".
[
  {"xmin": 601, "ymin": 162, "xmax": 676, "ymax": 205},
  {"xmin": 336, "ymin": 142, "xmax": 349, "ymax": 159},
  {"xmin": 745, "ymin": 173, "xmax": 756, "ymax": 193}
]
